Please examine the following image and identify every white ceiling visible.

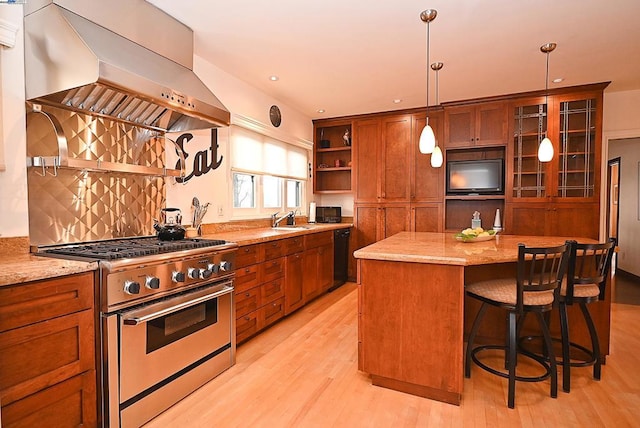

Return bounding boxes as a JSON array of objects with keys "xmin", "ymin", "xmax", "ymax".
[{"xmin": 148, "ymin": 0, "xmax": 640, "ymax": 120}]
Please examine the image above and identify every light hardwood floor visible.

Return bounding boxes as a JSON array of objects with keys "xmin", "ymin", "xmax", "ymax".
[{"xmin": 145, "ymin": 282, "xmax": 640, "ymax": 427}]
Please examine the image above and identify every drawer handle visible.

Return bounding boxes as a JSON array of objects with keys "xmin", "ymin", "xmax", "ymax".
[
  {"xmin": 245, "ymin": 293, "xmax": 251, "ymax": 297},
  {"xmin": 244, "ymin": 248, "xmax": 250, "ymax": 253},
  {"xmin": 244, "ymin": 316, "xmax": 251, "ymax": 321},
  {"xmin": 245, "ymin": 268, "xmax": 251, "ymax": 272}
]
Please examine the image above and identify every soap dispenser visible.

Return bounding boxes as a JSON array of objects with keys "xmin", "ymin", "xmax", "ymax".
[{"xmin": 471, "ymin": 211, "xmax": 481, "ymax": 229}]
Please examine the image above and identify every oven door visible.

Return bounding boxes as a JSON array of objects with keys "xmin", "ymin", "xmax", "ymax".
[{"xmin": 118, "ymin": 280, "xmax": 234, "ymax": 403}]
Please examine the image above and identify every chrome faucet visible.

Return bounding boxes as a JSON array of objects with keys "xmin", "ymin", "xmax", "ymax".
[{"xmin": 272, "ymin": 210, "xmax": 295, "ymax": 228}]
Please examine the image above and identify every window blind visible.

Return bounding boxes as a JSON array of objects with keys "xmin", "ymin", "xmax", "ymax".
[{"xmin": 230, "ymin": 125, "xmax": 308, "ymax": 180}]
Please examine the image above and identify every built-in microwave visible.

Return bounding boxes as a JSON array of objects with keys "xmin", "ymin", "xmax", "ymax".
[{"xmin": 316, "ymin": 206, "xmax": 342, "ymax": 223}]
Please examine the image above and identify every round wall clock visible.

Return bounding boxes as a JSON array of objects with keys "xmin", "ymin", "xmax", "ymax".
[{"xmin": 269, "ymin": 105, "xmax": 282, "ymax": 127}]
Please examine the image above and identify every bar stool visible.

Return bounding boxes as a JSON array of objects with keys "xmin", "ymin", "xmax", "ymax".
[
  {"xmin": 464, "ymin": 242, "xmax": 571, "ymax": 408},
  {"xmin": 558, "ymin": 238, "xmax": 616, "ymax": 392}
]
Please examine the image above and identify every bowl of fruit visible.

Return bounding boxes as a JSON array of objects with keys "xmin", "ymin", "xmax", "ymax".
[{"xmin": 455, "ymin": 227, "xmax": 497, "ymax": 243}]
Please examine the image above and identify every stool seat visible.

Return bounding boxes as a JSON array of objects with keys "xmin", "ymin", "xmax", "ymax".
[
  {"xmin": 465, "ymin": 242, "xmax": 571, "ymax": 409},
  {"xmin": 560, "ymin": 280, "xmax": 600, "ymax": 299},
  {"xmin": 467, "ymin": 279, "xmax": 555, "ymax": 307}
]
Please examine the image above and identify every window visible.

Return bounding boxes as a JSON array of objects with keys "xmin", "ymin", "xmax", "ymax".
[
  {"xmin": 286, "ymin": 179, "xmax": 303, "ymax": 209},
  {"xmin": 263, "ymin": 175, "xmax": 282, "ymax": 208},
  {"xmin": 230, "ymin": 126, "xmax": 309, "ymax": 218},
  {"xmin": 232, "ymin": 172, "xmax": 256, "ymax": 208}
]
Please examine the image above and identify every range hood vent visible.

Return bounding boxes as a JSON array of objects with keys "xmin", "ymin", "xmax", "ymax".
[{"xmin": 24, "ymin": 4, "xmax": 230, "ymax": 132}]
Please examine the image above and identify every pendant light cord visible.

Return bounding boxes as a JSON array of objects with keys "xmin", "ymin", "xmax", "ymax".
[{"xmin": 426, "ymin": 20, "xmax": 430, "ymax": 124}]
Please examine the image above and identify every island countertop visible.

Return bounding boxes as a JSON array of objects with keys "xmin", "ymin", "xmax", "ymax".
[{"xmin": 353, "ymin": 231, "xmax": 592, "ymax": 266}]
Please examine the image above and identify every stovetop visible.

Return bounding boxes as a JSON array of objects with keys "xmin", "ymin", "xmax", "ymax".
[{"xmin": 36, "ymin": 236, "xmax": 228, "ymax": 261}]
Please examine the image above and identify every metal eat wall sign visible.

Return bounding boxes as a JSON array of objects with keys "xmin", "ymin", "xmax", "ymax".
[{"xmin": 173, "ymin": 129, "xmax": 223, "ymax": 184}]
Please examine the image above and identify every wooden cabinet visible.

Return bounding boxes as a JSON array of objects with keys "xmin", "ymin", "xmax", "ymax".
[
  {"xmin": 444, "ymin": 101, "xmax": 508, "ymax": 148},
  {"xmin": 353, "ymin": 112, "xmax": 444, "ymax": 205},
  {"xmin": 0, "ymin": 272, "xmax": 97, "ymax": 427},
  {"xmin": 351, "ymin": 111, "xmax": 444, "ymax": 255},
  {"xmin": 284, "ymin": 236, "xmax": 305, "ymax": 315},
  {"xmin": 236, "ymin": 232, "xmax": 336, "ymax": 343},
  {"xmin": 235, "ymin": 242, "xmax": 285, "ymax": 343},
  {"xmin": 313, "ymin": 120, "xmax": 353, "ymax": 193},
  {"xmin": 303, "ymin": 231, "xmax": 334, "ymax": 302},
  {"xmin": 412, "ymin": 203, "xmax": 443, "ymax": 232},
  {"xmin": 353, "ymin": 118, "xmax": 381, "ymax": 202},
  {"xmin": 506, "ymin": 84, "xmax": 606, "ymax": 238},
  {"xmin": 505, "ymin": 202, "xmax": 599, "ymax": 239},
  {"xmin": 380, "ymin": 115, "xmax": 412, "ymax": 202},
  {"xmin": 412, "ymin": 113, "xmax": 444, "ymax": 202},
  {"xmin": 354, "ymin": 204, "xmax": 412, "ymax": 255}
]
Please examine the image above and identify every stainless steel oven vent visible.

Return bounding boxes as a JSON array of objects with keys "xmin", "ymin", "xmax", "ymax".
[{"xmin": 24, "ymin": 3, "xmax": 230, "ymax": 132}]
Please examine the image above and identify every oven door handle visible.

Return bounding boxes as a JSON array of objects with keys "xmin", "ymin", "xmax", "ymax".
[{"xmin": 122, "ymin": 284, "xmax": 234, "ymax": 326}]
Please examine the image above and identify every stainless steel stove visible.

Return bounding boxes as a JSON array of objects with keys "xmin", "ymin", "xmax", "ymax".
[{"xmin": 36, "ymin": 236, "xmax": 238, "ymax": 427}]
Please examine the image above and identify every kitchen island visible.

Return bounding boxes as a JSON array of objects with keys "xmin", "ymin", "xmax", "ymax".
[{"xmin": 353, "ymin": 232, "xmax": 608, "ymax": 405}]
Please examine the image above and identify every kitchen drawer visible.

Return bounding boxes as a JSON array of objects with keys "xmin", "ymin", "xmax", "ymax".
[
  {"xmin": 235, "ymin": 264, "xmax": 260, "ymax": 293},
  {"xmin": 263, "ymin": 240, "xmax": 285, "ymax": 261},
  {"xmin": 235, "ymin": 286, "xmax": 260, "ymax": 319},
  {"xmin": 261, "ymin": 257, "xmax": 284, "ymax": 282},
  {"xmin": 0, "ymin": 309, "xmax": 95, "ymax": 405},
  {"xmin": 0, "ymin": 370, "xmax": 97, "ymax": 428},
  {"xmin": 0, "ymin": 272, "xmax": 94, "ymax": 333},
  {"xmin": 283, "ymin": 236, "xmax": 304, "ymax": 255},
  {"xmin": 260, "ymin": 297, "xmax": 285, "ymax": 329},
  {"xmin": 235, "ymin": 245, "xmax": 261, "ymax": 268},
  {"xmin": 304, "ymin": 231, "xmax": 333, "ymax": 249},
  {"xmin": 261, "ymin": 278, "xmax": 284, "ymax": 303},
  {"xmin": 236, "ymin": 310, "xmax": 259, "ymax": 344}
]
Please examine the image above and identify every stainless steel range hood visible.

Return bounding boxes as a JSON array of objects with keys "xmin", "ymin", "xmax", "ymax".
[{"xmin": 24, "ymin": 3, "xmax": 230, "ymax": 132}]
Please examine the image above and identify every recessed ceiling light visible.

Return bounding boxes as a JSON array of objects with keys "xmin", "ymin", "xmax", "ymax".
[
  {"xmin": 393, "ymin": 99, "xmax": 402, "ymax": 104},
  {"xmin": 552, "ymin": 77, "xmax": 564, "ymax": 83},
  {"xmin": 269, "ymin": 75, "xmax": 279, "ymax": 81},
  {"xmin": 317, "ymin": 109, "xmax": 325, "ymax": 113}
]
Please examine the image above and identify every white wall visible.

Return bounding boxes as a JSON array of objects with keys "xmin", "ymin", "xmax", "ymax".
[
  {"xmin": 0, "ymin": 4, "xmax": 28, "ymax": 238},
  {"xmin": 608, "ymin": 138, "xmax": 640, "ymax": 276},
  {"xmin": 603, "ymin": 90, "xmax": 640, "ymax": 277},
  {"xmin": 164, "ymin": 56, "xmax": 314, "ymax": 224}
]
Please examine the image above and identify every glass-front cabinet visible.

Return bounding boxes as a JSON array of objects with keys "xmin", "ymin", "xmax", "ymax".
[
  {"xmin": 508, "ymin": 89, "xmax": 603, "ymax": 203},
  {"xmin": 506, "ymin": 84, "xmax": 605, "ymax": 239},
  {"xmin": 557, "ymin": 97, "xmax": 597, "ymax": 198},
  {"xmin": 511, "ymin": 97, "xmax": 548, "ymax": 199}
]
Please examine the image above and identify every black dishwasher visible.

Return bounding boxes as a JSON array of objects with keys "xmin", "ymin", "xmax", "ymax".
[{"xmin": 330, "ymin": 228, "xmax": 350, "ymax": 291}]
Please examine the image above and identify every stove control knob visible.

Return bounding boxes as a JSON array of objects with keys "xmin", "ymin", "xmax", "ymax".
[
  {"xmin": 172, "ymin": 271, "xmax": 186, "ymax": 283},
  {"xmin": 200, "ymin": 267, "xmax": 213, "ymax": 279},
  {"xmin": 208, "ymin": 263, "xmax": 220, "ymax": 274},
  {"xmin": 124, "ymin": 280, "xmax": 141, "ymax": 295},
  {"xmin": 219, "ymin": 260, "xmax": 232, "ymax": 272},
  {"xmin": 188, "ymin": 267, "xmax": 199, "ymax": 280},
  {"xmin": 145, "ymin": 276, "xmax": 160, "ymax": 289}
]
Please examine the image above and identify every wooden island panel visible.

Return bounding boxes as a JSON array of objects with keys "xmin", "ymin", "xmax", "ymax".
[
  {"xmin": 355, "ymin": 232, "xmax": 610, "ymax": 405},
  {"xmin": 359, "ymin": 259, "xmax": 464, "ymax": 405}
]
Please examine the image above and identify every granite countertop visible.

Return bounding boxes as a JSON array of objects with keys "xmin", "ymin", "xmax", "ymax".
[
  {"xmin": 0, "ymin": 253, "xmax": 98, "ymax": 288},
  {"xmin": 202, "ymin": 223, "xmax": 352, "ymax": 246},
  {"xmin": 0, "ymin": 223, "xmax": 353, "ymax": 287},
  {"xmin": 353, "ymin": 231, "xmax": 591, "ymax": 266}
]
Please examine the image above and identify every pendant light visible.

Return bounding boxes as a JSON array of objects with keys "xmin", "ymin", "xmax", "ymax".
[
  {"xmin": 538, "ymin": 42, "xmax": 556, "ymax": 163},
  {"xmin": 430, "ymin": 61, "xmax": 444, "ymax": 168},
  {"xmin": 419, "ymin": 9, "xmax": 437, "ymax": 154}
]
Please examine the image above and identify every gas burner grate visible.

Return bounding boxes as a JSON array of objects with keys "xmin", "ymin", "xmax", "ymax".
[{"xmin": 41, "ymin": 237, "xmax": 227, "ymax": 260}]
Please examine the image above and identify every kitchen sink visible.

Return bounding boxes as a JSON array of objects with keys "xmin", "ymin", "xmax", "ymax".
[{"xmin": 272, "ymin": 225, "xmax": 313, "ymax": 231}]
